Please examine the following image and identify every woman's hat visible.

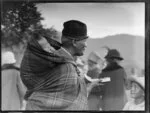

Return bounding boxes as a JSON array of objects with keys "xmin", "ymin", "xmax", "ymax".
[
  {"xmin": 62, "ymin": 20, "xmax": 88, "ymax": 41},
  {"xmin": 88, "ymin": 51, "xmax": 101, "ymax": 64},
  {"xmin": 128, "ymin": 76, "xmax": 145, "ymax": 89},
  {"xmin": 105, "ymin": 49, "xmax": 123, "ymax": 60},
  {"xmin": 2, "ymin": 51, "xmax": 16, "ymax": 65}
]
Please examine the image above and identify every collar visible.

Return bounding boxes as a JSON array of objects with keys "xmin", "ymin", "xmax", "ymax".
[
  {"xmin": 55, "ymin": 47, "xmax": 75, "ymax": 65},
  {"xmin": 56, "ymin": 47, "xmax": 80, "ymax": 76},
  {"xmin": 61, "ymin": 47, "xmax": 73, "ymax": 59},
  {"xmin": 102, "ymin": 62, "xmax": 122, "ymax": 72}
]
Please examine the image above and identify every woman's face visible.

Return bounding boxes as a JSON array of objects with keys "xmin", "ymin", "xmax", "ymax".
[
  {"xmin": 88, "ymin": 60, "xmax": 97, "ymax": 70},
  {"xmin": 130, "ymin": 82, "xmax": 144, "ymax": 99}
]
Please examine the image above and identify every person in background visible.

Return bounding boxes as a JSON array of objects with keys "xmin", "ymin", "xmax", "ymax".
[
  {"xmin": 84, "ymin": 52, "xmax": 102, "ymax": 84},
  {"xmin": 100, "ymin": 49, "xmax": 128, "ymax": 111},
  {"xmin": 20, "ymin": 20, "xmax": 89, "ymax": 110},
  {"xmin": 123, "ymin": 76, "xmax": 145, "ymax": 110},
  {"xmin": 1, "ymin": 51, "xmax": 27, "ymax": 110},
  {"xmin": 85, "ymin": 51, "xmax": 104, "ymax": 110}
]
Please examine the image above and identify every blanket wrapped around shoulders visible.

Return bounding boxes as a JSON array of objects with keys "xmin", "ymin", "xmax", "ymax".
[{"xmin": 20, "ymin": 38, "xmax": 88, "ymax": 110}]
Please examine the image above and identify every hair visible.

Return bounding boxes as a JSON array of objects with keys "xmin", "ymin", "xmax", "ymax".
[{"xmin": 106, "ymin": 58, "xmax": 115, "ymax": 63}]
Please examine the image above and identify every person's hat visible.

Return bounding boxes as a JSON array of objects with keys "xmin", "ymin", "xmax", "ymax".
[
  {"xmin": 105, "ymin": 49, "xmax": 123, "ymax": 60},
  {"xmin": 128, "ymin": 76, "xmax": 145, "ymax": 89},
  {"xmin": 62, "ymin": 20, "xmax": 88, "ymax": 41},
  {"xmin": 2, "ymin": 51, "xmax": 16, "ymax": 65},
  {"xmin": 88, "ymin": 51, "xmax": 101, "ymax": 64}
]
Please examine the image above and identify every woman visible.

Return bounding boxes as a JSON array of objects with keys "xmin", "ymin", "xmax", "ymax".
[
  {"xmin": 85, "ymin": 51, "xmax": 104, "ymax": 110},
  {"xmin": 100, "ymin": 49, "xmax": 128, "ymax": 111}
]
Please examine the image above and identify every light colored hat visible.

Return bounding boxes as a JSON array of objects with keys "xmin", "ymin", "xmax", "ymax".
[
  {"xmin": 128, "ymin": 76, "xmax": 145, "ymax": 89},
  {"xmin": 2, "ymin": 51, "xmax": 16, "ymax": 65},
  {"xmin": 88, "ymin": 51, "xmax": 101, "ymax": 63}
]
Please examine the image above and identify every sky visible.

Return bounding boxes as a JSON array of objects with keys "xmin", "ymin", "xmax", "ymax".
[{"xmin": 36, "ymin": 3, "xmax": 145, "ymax": 38}]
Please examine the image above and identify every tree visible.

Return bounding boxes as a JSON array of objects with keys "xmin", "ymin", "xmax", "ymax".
[
  {"xmin": 1, "ymin": 1, "xmax": 44, "ymax": 49},
  {"xmin": 1, "ymin": 1, "xmax": 62, "ymax": 66}
]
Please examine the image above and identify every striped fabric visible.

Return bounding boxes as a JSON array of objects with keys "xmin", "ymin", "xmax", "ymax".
[{"xmin": 20, "ymin": 38, "xmax": 88, "ymax": 110}]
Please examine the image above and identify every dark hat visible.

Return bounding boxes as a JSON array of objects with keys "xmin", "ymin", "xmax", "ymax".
[
  {"xmin": 62, "ymin": 20, "xmax": 88, "ymax": 41},
  {"xmin": 105, "ymin": 49, "xmax": 123, "ymax": 60}
]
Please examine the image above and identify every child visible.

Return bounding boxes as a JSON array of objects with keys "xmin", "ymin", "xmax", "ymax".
[{"xmin": 123, "ymin": 76, "xmax": 145, "ymax": 110}]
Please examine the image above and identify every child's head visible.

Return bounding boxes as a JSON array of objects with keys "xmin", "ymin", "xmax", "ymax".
[{"xmin": 129, "ymin": 76, "xmax": 145, "ymax": 99}]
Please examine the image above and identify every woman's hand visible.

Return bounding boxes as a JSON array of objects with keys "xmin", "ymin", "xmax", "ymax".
[
  {"xmin": 90, "ymin": 79, "xmax": 103, "ymax": 87},
  {"xmin": 87, "ymin": 79, "xmax": 103, "ymax": 95}
]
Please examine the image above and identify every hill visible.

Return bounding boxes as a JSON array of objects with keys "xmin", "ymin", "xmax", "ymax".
[{"xmin": 82, "ymin": 34, "xmax": 145, "ymax": 73}]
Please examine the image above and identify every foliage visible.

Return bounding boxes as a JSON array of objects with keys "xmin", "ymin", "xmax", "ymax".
[
  {"xmin": 1, "ymin": 1, "xmax": 62, "ymax": 66},
  {"xmin": 1, "ymin": 1, "xmax": 43, "ymax": 32},
  {"xmin": 1, "ymin": 1, "xmax": 44, "ymax": 49}
]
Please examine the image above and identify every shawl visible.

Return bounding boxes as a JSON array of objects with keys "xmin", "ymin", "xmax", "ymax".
[{"xmin": 20, "ymin": 38, "xmax": 88, "ymax": 110}]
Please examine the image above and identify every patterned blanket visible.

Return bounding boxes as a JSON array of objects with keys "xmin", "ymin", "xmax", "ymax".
[{"xmin": 20, "ymin": 38, "xmax": 88, "ymax": 110}]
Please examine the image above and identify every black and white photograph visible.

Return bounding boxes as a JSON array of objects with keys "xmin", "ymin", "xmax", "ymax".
[{"xmin": 1, "ymin": 1, "xmax": 149, "ymax": 112}]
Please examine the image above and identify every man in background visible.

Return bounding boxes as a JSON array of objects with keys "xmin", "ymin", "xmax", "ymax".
[{"xmin": 85, "ymin": 51, "xmax": 104, "ymax": 110}]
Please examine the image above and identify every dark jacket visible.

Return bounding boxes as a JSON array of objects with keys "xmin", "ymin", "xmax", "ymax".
[{"xmin": 100, "ymin": 62, "xmax": 128, "ymax": 111}]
